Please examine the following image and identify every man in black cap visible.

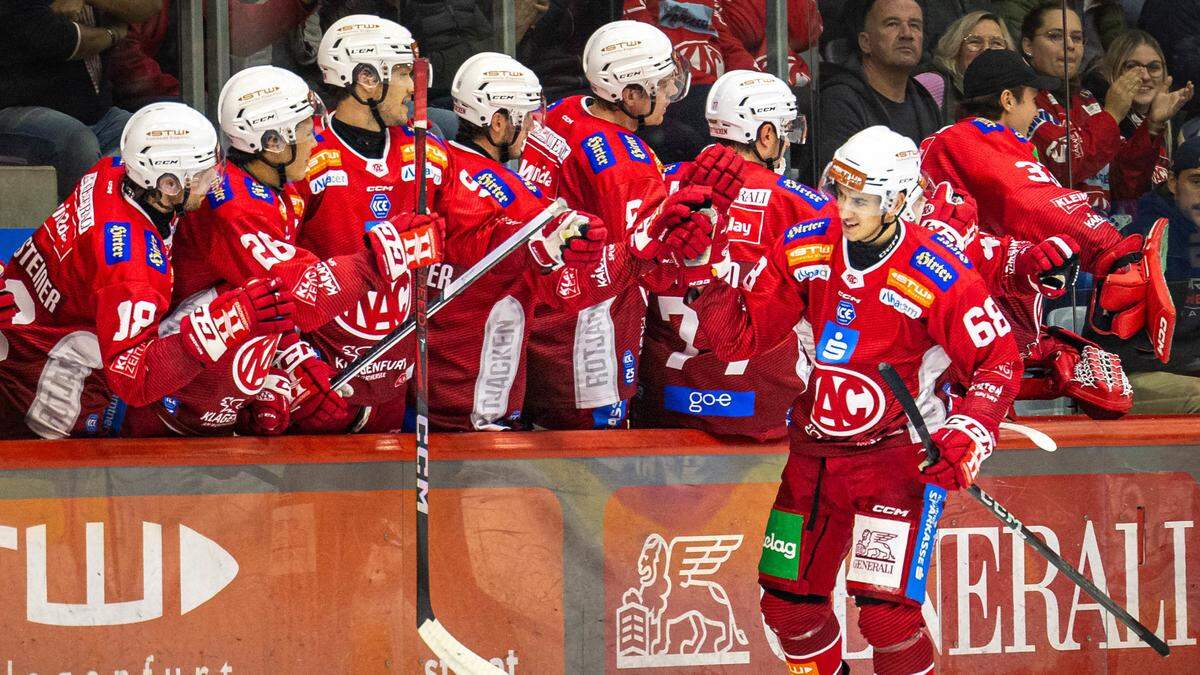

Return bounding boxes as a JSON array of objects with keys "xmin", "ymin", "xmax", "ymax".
[
  {"xmin": 1094, "ymin": 136, "xmax": 1200, "ymax": 412},
  {"xmin": 922, "ymin": 48, "xmax": 1176, "ymax": 383}
]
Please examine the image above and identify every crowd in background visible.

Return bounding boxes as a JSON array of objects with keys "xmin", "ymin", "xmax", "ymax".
[{"xmin": 4, "ymin": 0, "xmax": 1200, "ymax": 414}]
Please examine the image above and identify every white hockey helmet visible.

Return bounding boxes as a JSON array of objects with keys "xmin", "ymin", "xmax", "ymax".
[
  {"xmin": 318, "ymin": 14, "xmax": 416, "ymax": 88},
  {"xmin": 120, "ymin": 102, "xmax": 222, "ymax": 197},
  {"xmin": 706, "ymin": 70, "xmax": 806, "ymax": 145},
  {"xmin": 822, "ymin": 126, "xmax": 921, "ymax": 214},
  {"xmin": 451, "ymin": 52, "xmax": 544, "ymax": 128},
  {"xmin": 218, "ymin": 65, "xmax": 318, "ymax": 154},
  {"xmin": 582, "ymin": 21, "xmax": 690, "ymax": 105}
]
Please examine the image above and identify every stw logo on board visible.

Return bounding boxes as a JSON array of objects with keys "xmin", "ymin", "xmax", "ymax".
[
  {"xmin": 615, "ymin": 533, "xmax": 750, "ymax": 668},
  {"xmin": 0, "ymin": 521, "xmax": 237, "ymax": 627}
]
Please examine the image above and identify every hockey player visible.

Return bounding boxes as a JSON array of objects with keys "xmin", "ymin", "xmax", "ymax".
[
  {"xmin": 636, "ymin": 70, "xmax": 815, "ymax": 441},
  {"xmin": 516, "ymin": 20, "xmax": 699, "ymax": 429},
  {"xmin": 0, "ymin": 103, "xmax": 295, "ymax": 439},
  {"xmin": 293, "ymin": 15, "xmax": 447, "ymax": 432},
  {"xmin": 122, "ymin": 65, "xmax": 440, "ymax": 436},
  {"xmin": 670, "ymin": 127, "xmax": 1023, "ymax": 674},
  {"xmin": 426, "ymin": 52, "xmax": 619, "ymax": 430},
  {"xmin": 921, "ymin": 49, "xmax": 1175, "ymax": 364}
]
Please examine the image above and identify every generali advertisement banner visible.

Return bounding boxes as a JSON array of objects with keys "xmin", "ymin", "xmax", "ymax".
[{"xmin": 0, "ymin": 471, "xmax": 1194, "ymax": 672}]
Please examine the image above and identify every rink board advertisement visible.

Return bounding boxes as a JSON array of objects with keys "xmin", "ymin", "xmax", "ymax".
[{"xmin": 0, "ymin": 423, "xmax": 1194, "ymax": 673}]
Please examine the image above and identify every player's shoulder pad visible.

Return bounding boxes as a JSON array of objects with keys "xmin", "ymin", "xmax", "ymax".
[
  {"xmin": 579, "ymin": 131, "xmax": 618, "ymax": 174},
  {"xmin": 100, "ymin": 220, "xmax": 168, "ymax": 275},
  {"xmin": 775, "ymin": 175, "xmax": 830, "ymax": 209},
  {"xmin": 927, "ymin": 229, "xmax": 973, "ymax": 269},
  {"xmin": 206, "ymin": 172, "xmax": 236, "ymax": 209},
  {"xmin": 469, "ymin": 166, "xmax": 522, "ymax": 207},
  {"xmin": 907, "ymin": 228, "xmax": 972, "ymax": 293}
]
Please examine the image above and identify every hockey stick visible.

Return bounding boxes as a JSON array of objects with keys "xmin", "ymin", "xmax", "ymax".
[
  {"xmin": 999, "ymin": 421, "xmax": 1057, "ymax": 452},
  {"xmin": 878, "ymin": 362, "xmax": 1170, "ymax": 656},
  {"xmin": 330, "ymin": 197, "xmax": 568, "ymax": 390},
  {"xmin": 409, "ymin": 57, "xmax": 507, "ymax": 675}
]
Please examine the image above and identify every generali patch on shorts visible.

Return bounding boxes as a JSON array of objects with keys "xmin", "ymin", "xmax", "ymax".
[{"xmin": 847, "ymin": 514, "xmax": 910, "ymax": 589}]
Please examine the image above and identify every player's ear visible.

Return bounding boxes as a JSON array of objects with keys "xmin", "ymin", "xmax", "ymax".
[
  {"xmin": 756, "ymin": 122, "xmax": 777, "ymax": 154},
  {"xmin": 621, "ymin": 85, "xmax": 649, "ymax": 112},
  {"xmin": 489, "ymin": 111, "xmax": 508, "ymax": 137}
]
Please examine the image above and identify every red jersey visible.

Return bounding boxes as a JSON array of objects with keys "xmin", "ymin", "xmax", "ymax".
[
  {"xmin": 427, "ymin": 141, "xmax": 628, "ymax": 430},
  {"xmin": 517, "ymin": 95, "xmax": 587, "ymax": 199},
  {"xmin": 692, "ymin": 214, "xmax": 1022, "ymax": 457},
  {"xmin": 1088, "ymin": 112, "xmax": 1170, "ymax": 217},
  {"xmin": 638, "ymin": 162, "xmax": 826, "ymax": 441},
  {"xmin": 1028, "ymin": 89, "xmax": 1164, "ymax": 214},
  {"xmin": 920, "ymin": 117, "xmax": 1121, "ymax": 275},
  {"xmin": 519, "ymin": 97, "xmax": 671, "ymax": 427},
  {"xmin": 622, "ymin": 0, "xmax": 756, "ymax": 85},
  {"xmin": 293, "ymin": 118, "xmax": 451, "ymax": 411},
  {"xmin": 144, "ymin": 161, "xmax": 384, "ymax": 434},
  {"xmin": 0, "ymin": 158, "xmax": 190, "ymax": 438}
]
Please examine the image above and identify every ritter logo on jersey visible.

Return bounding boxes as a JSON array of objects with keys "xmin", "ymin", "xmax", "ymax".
[
  {"xmin": 776, "ymin": 176, "xmax": 829, "ymax": 208},
  {"xmin": 815, "ymin": 321, "xmax": 859, "ymax": 364},
  {"xmin": 369, "ymin": 193, "xmax": 391, "ymax": 219},
  {"xmin": 582, "ymin": 133, "xmax": 615, "ymax": 174},
  {"xmin": 473, "ymin": 169, "xmax": 516, "ymax": 207},
  {"xmin": 910, "ymin": 247, "xmax": 958, "ymax": 291},
  {"xmin": 104, "ymin": 222, "xmax": 131, "ymax": 265}
]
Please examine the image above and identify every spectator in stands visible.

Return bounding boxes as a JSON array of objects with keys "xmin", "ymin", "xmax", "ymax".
[
  {"xmin": 1139, "ymin": 0, "xmax": 1200, "ymax": 117},
  {"xmin": 816, "ymin": 0, "xmax": 941, "ymax": 173},
  {"xmin": 992, "ymin": 0, "xmax": 1126, "ymax": 67},
  {"xmin": 931, "ymin": 10, "xmax": 1015, "ymax": 119},
  {"xmin": 0, "ymin": 0, "xmax": 160, "ymax": 201},
  {"xmin": 1020, "ymin": 2, "xmax": 1140, "ymax": 214},
  {"xmin": 1089, "ymin": 30, "xmax": 1193, "ymax": 222},
  {"xmin": 922, "ymin": 0, "xmax": 988, "ymax": 57},
  {"xmin": 1097, "ymin": 137, "xmax": 1200, "ymax": 413}
]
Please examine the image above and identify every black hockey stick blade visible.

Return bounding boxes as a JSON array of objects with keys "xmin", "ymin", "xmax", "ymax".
[{"xmin": 877, "ymin": 362, "xmax": 1170, "ymax": 656}]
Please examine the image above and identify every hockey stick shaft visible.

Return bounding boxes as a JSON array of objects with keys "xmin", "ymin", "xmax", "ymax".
[
  {"xmin": 330, "ymin": 198, "xmax": 568, "ymax": 390},
  {"xmin": 413, "ymin": 55, "xmax": 434, "ymax": 626},
  {"xmin": 877, "ymin": 362, "xmax": 1170, "ymax": 656}
]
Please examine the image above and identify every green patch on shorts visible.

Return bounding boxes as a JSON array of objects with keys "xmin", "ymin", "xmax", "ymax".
[{"xmin": 759, "ymin": 508, "xmax": 805, "ymax": 580}]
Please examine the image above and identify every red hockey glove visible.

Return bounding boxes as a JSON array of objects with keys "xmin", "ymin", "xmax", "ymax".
[
  {"xmin": 633, "ymin": 185, "xmax": 718, "ymax": 261},
  {"xmin": 1014, "ymin": 235, "xmax": 1079, "ymax": 299},
  {"xmin": 1087, "ymin": 219, "xmax": 1176, "ymax": 362},
  {"xmin": 528, "ymin": 210, "xmax": 607, "ymax": 271},
  {"xmin": 919, "ymin": 180, "xmax": 978, "ymax": 243},
  {"xmin": 235, "ymin": 369, "xmax": 292, "ymax": 435},
  {"xmin": 366, "ymin": 213, "xmax": 445, "ymax": 281},
  {"xmin": 276, "ymin": 337, "xmax": 354, "ymax": 433},
  {"xmin": 920, "ymin": 414, "xmax": 994, "ymax": 491},
  {"xmin": 1019, "ymin": 326, "xmax": 1132, "ymax": 419},
  {"xmin": 685, "ymin": 144, "xmax": 747, "ymax": 212},
  {"xmin": 0, "ymin": 288, "xmax": 15, "ymax": 326},
  {"xmin": 180, "ymin": 277, "xmax": 295, "ymax": 365}
]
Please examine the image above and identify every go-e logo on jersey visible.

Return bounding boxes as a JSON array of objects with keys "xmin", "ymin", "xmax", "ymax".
[
  {"xmin": 104, "ymin": 222, "xmax": 131, "ymax": 265},
  {"xmin": 369, "ymin": 193, "xmax": 391, "ymax": 219},
  {"xmin": 910, "ymin": 247, "xmax": 957, "ymax": 291},
  {"xmin": 784, "ymin": 218, "xmax": 829, "ymax": 243},
  {"xmin": 807, "ymin": 364, "xmax": 886, "ymax": 437},
  {"xmin": 582, "ymin": 133, "xmax": 615, "ymax": 174},
  {"xmin": 663, "ymin": 386, "xmax": 755, "ymax": 417},
  {"xmin": 815, "ymin": 321, "xmax": 858, "ymax": 364},
  {"xmin": 835, "ymin": 300, "xmax": 856, "ymax": 326}
]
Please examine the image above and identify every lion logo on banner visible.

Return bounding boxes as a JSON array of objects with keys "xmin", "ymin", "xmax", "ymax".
[{"xmin": 616, "ymin": 533, "xmax": 750, "ymax": 668}]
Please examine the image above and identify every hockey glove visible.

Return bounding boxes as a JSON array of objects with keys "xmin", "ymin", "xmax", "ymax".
[
  {"xmin": 0, "ymin": 288, "xmax": 15, "ymax": 326},
  {"xmin": 235, "ymin": 368, "xmax": 292, "ymax": 435},
  {"xmin": 275, "ymin": 336, "xmax": 355, "ymax": 433},
  {"xmin": 919, "ymin": 180, "xmax": 978, "ymax": 243},
  {"xmin": 920, "ymin": 414, "xmax": 994, "ymax": 491},
  {"xmin": 1087, "ymin": 219, "xmax": 1176, "ymax": 362},
  {"xmin": 528, "ymin": 210, "xmax": 607, "ymax": 271},
  {"xmin": 686, "ymin": 144, "xmax": 747, "ymax": 212},
  {"xmin": 1014, "ymin": 235, "xmax": 1079, "ymax": 299},
  {"xmin": 180, "ymin": 277, "xmax": 295, "ymax": 364},
  {"xmin": 1019, "ymin": 326, "xmax": 1132, "ymax": 419},
  {"xmin": 366, "ymin": 212, "xmax": 445, "ymax": 281},
  {"xmin": 632, "ymin": 185, "xmax": 719, "ymax": 261}
]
